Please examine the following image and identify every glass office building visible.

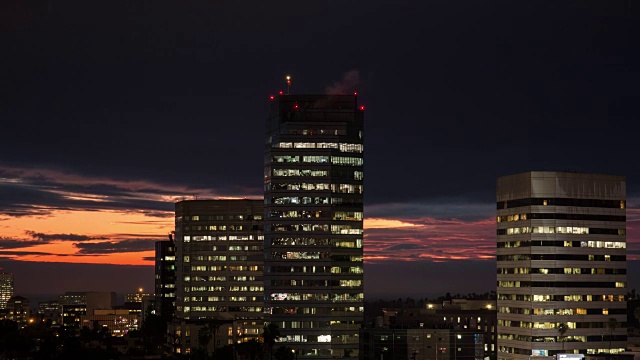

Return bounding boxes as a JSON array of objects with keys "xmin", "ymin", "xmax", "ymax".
[{"xmin": 264, "ymin": 94, "xmax": 365, "ymax": 359}]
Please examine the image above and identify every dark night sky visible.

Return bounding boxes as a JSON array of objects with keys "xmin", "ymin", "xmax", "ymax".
[{"xmin": 1, "ymin": 0, "xmax": 639, "ymax": 300}]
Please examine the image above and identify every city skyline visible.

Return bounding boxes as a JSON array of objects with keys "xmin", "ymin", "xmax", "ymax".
[{"xmin": 1, "ymin": 0, "xmax": 640, "ymax": 298}]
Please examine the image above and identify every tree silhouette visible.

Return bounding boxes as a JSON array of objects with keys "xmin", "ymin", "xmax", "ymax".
[
  {"xmin": 263, "ymin": 323, "xmax": 281, "ymax": 360},
  {"xmin": 557, "ymin": 322, "xmax": 568, "ymax": 351},
  {"xmin": 634, "ymin": 306, "xmax": 640, "ymax": 325},
  {"xmin": 608, "ymin": 318, "xmax": 618, "ymax": 352}
]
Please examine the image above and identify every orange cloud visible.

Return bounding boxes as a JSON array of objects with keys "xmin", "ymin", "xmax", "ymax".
[{"xmin": 364, "ymin": 218, "xmax": 423, "ymax": 229}]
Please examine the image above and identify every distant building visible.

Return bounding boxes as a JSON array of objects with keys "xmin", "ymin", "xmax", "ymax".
[
  {"xmin": 496, "ymin": 172, "xmax": 627, "ymax": 360},
  {"xmin": 385, "ymin": 300, "xmax": 497, "ymax": 360},
  {"xmin": 171, "ymin": 199, "xmax": 264, "ymax": 356},
  {"xmin": 86, "ymin": 291, "xmax": 116, "ymax": 315},
  {"xmin": 58, "ymin": 291, "xmax": 116, "ymax": 327},
  {"xmin": 123, "ymin": 290, "xmax": 152, "ymax": 317},
  {"xmin": 126, "ymin": 291, "xmax": 151, "ymax": 303},
  {"xmin": 80, "ymin": 309, "xmax": 140, "ymax": 336},
  {"xmin": 7, "ymin": 296, "xmax": 30, "ymax": 326},
  {"xmin": 264, "ymin": 94, "xmax": 365, "ymax": 359},
  {"xmin": 0, "ymin": 271, "xmax": 14, "ymax": 309},
  {"xmin": 361, "ymin": 328, "xmax": 484, "ymax": 360},
  {"xmin": 155, "ymin": 236, "xmax": 176, "ymax": 321},
  {"xmin": 37, "ymin": 300, "xmax": 61, "ymax": 324}
]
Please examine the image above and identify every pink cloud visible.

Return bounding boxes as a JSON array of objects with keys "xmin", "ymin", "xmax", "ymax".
[{"xmin": 364, "ymin": 217, "xmax": 495, "ymax": 263}]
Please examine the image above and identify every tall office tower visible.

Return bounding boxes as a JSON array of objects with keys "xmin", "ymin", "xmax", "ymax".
[
  {"xmin": 173, "ymin": 200, "xmax": 264, "ymax": 355},
  {"xmin": 0, "ymin": 271, "xmax": 14, "ymax": 309},
  {"xmin": 155, "ymin": 236, "xmax": 176, "ymax": 322},
  {"xmin": 496, "ymin": 172, "xmax": 627, "ymax": 360},
  {"xmin": 264, "ymin": 94, "xmax": 365, "ymax": 359}
]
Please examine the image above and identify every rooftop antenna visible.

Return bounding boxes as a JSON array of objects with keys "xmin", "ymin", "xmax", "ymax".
[{"xmin": 286, "ymin": 75, "xmax": 291, "ymax": 94}]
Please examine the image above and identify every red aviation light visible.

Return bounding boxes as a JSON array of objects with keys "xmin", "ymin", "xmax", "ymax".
[
  {"xmin": 279, "ymin": 91, "xmax": 284, "ymax": 95},
  {"xmin": 359, "ymin": 106, "xmax": 365, "ymax": 111},
  {"xmin": 354, "ymin": 92, "xmax": 358, "ymax": 96},
  {"xmin": 269, "ymin": 95, "xmax": 275, "ymax": 100},
  {"xmin": 294, "ymin": 104, "xmax": 299, "ymax": 109}
]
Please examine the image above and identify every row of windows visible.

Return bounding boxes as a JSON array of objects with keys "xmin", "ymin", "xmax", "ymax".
[
  {"xmin": 185, "ymin": 296, "xmax": 260, "ymax": 302},
  {"xmin": 271, "ymin": 237, "xmax": 363, "ymax": 248},
  {"xmin": 284, "ymin": 128, "xmax": 346, "ymax": 136},
  {"xmin": 498, "ymin": 240, "xmax": 626, "ymax": 248},
  {"xmin": 269, "ymin": 292, "xmax": 363, "ymax": 302},
  {"xmin": 498, "ymin": 334, "xmax": 626, "ymax": 343},
  {"xmin": 271, "ymin": 252, "xmax": 363, "ymax": 262},
  {"xmin": 184, "ymin": 276, "xmax": 259, "ymax": 282},
  {"xmin": 498, "ymin": 198, "xmax": 625, "ymax": 209},
  {"xmin": 498, "ymin": 320, "xmax": 627, "ymax": 329},
  {"xmin": 183, "ymin": 306, "xmax": 263, "ymax": 313},
  {"xmin": 498, "ymin": 226, "xmax": 625, "ymax": 235},
  {"xmin": 497, "ymin": 294, "xmax": 625, "ymax": 302},
  {"xmin": 498, "ymin": 347, "xmax": 625, "ymax": 357},
  {"xmin": 186, "ymin": 286, "xmax": 264, "ymax": 292},
  {"xmin": 498, "ymin": 307, "xmax": 627, "ymax": 315},
  {"xmin": 497, "ymin": 213, "xmax": 625, "ymax": 223},
  {"xmin": 273, "ymin": 169, "xmax": 328, "ymax": 177},
  {"xmin": 268, "ymin": 210, "xmax": 362, "ymax": 220},
  {"xmin": 498, "ymin": 254, "xmax": 625, "ymax": 261},
  {"xmin": 497, "ymin": 281, "xmax": 625, "ymax": 288},
  {"xmin": 274, "ymin": 197, "xmax": 355, "ymax": 207},
  {"xmin": 269, "ymin": 182, "xmax": 364, "ymax": 193},
  {"xmin": 182, "ymin": 225, "xmax": 260, "ymax": 232},
  {"xmin": 271, "ymin": 224, "xmax": 363, "ymax": 234},
  {"xmin": 188, "ymin": 256, "xmax": 248, "ymax": 264},
  {"xmin": 270, "ymin": 169, "xmax": 363, "ymax": 180},
  {"xmin": 269, "ymin": 265, "xmax": 363, "ymax": 274},
  {"xmin": 182, "ymin": 215, "xmax": 262, "ymax": 221},
  {"xmin": 272, "ymin": 155, "xmax": 363, "ymax": 166},
  {"xmin": 267, "ymin": 306, "xmax": 363, "ymax": 315},
  {"xmin": 498, "ymin": 267, "xmax": 626, "ymax": 275},
  {"xmin": 271, "ymin": 279, "xmax": 362, "ymax": 287},
  {"xmin": 184, "ymin": 249, "xmax": 261, "ymax": 262},
  {"xmin": 275, "ymin": 142, "xmax": 363, "ymax": 153},
  {"xmin": 183, "ymin": 235, "xmax": 264, "ymax": 242},
  {"xmin": 271, "ymin": 320, "xmax": 360, "ymax": 330},
  {"xmin": 188, "ymin": 265, "xmax": 262, "ymax": 272}
]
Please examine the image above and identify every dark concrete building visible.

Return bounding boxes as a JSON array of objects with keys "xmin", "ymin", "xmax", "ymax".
[
  {"xmin": 155, "ymin": 236, "xmax": 176, "ymax": 321},
  {"xmin": 496, "ymin": 172, "xmax": 627, "ymax": 360},
  {"xmin": 264, "ymin": 94, "xmax": 365, "ymax": 359},
  {"xmin": 361, "ymin": 328, "xmax": 485, "ymax": 360}
]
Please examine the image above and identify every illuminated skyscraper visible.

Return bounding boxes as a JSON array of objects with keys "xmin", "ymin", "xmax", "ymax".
[
  {"xmin": 0, "ymin": 271, "xmax": 14, "ymax": 309},
  {"xmin": 172, "ymin": 199, "xmax": 264, "ymax": 355},
  {"xmin": 264, "ymin": 94, "xmax": 364, "ymax": 359},
  {"xmin": 155, "ymin": 236, "xmax": 176, "ymax": 322},
  {"xmin": 496, "ymin": 172, "xmax": 627, "ymax": 360}
]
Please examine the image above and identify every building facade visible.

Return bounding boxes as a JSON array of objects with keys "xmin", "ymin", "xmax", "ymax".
[
  {"xmin": 6, "ymin": 296, "xmax": 30, "ymax": 326},
  {"xmin": 155, "ymin": 237, "xmax": 176, "ymax": 321},
  {"xmin": 496, "ymin": 172, "xmax": 627, "ymax": 360},
  {"xmin": 361, "ymin": 328, "xmax": 484, "ymax": 360},
  {"xmin": 264, "ymin": 94, "xmax": 365, "ymax": 359},
  {"xmin": 0, "ymin": 271, "xmax": 14, "ymax": 309},
  {"xmin": 173, "ymin": 199, "xmax": 264, "ymax": 356}
]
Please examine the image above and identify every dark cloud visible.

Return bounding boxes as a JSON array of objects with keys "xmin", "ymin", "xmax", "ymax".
[
  {"xmin": 386, "ymin": 243, "xmax": 425, "ymax": 251},
  {"xmin": 142, "ymin": 256, "xmax": 155, "ymax": 261},
  {"xmin": 0, "ymin": 250, "xmax": 57, "ymax": 256},
  {"xmin": 74, "ymin": 239, "xmax": 158, "ymax": 255},
  {"xmin": 25, "ymin": 230, "xmax": 106, "ymax": 242},
  {"xmin": 0, "ymin": 239, "xmax": 45, "ymax": 250}
]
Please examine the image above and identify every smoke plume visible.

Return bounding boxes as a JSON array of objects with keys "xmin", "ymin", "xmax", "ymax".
[{"xmin": 326, "ymin": 69, "xmax": 360, "ymax": 95}]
